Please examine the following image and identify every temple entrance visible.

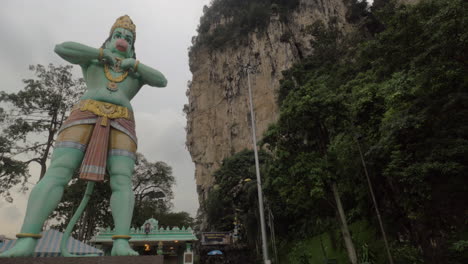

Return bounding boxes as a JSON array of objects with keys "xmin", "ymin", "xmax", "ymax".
[{"xmin": 92, "ymin": 218, "xmax": 197, "ymax": 264}]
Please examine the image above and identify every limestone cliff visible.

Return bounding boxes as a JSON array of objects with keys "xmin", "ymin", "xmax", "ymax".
[{"xmin": 186, "ymin": 0, "xmax": 353, "ymax": 204}]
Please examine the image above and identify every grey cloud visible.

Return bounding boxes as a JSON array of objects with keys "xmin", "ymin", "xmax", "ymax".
[{"xmin": 1, "ymin": 206, "xmax": 22, "ymax": 222}]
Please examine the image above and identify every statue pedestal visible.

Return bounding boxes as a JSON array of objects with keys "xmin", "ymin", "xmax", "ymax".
[{"xmin": 0, "ymin": 256, "xmax": 163, "ymax": 264}]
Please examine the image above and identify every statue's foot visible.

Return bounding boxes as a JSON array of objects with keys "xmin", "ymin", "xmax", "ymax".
[
  {"xmin": 111, "ymin": 239, "xmax": 139, "ymax": 256},
  {"xmin": 0, "ymin": 238, "xmax": 37, "ymax": 257}
]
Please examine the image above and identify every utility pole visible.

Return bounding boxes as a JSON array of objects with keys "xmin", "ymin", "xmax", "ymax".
[
  {"xmin": 356, "ymin": 136, "xmax": 394, "ymax": 264},
  {"xmin": 245, "ymin": 65, "xmax": 271, "ymax": 264}
]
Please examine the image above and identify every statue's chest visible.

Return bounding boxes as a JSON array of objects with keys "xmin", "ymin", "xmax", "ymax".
[{"xmin": 86, "ymin": 64, "xmax": 139, "ymax": 93}]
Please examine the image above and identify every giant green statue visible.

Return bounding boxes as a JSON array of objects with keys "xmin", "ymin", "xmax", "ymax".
[{"xmin": 0, "ymin": 15, "xmax": 167, "ymax": 257}]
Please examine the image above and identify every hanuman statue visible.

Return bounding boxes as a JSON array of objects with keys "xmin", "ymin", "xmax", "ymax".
[{"xmin": 0, "ymin": 15, "xmax": 167, "ymax": 257}]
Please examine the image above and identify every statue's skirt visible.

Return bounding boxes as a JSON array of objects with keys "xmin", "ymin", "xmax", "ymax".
[{"xmin": 55, "ymin": 100, "xmax": 138, "ymax": 182}]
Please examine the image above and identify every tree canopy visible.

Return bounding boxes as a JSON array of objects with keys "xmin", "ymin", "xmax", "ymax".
[
  {"xmin": 264, "ymin": 0, "xmax": 467, "ymax": 262},
  {"xmin": 0, "ymin": 64, "xmax": 84, "ymax": 202}
]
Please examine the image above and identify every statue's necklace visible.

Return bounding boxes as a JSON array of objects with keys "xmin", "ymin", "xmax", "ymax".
[{"xmin": 104, "ymin": 58, "xmax": 128, "ymax": 91}]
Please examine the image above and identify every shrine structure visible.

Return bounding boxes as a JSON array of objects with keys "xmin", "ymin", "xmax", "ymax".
[{"xmin": 92, "ymin": 218, "xmax": 196, "ymax": 264}]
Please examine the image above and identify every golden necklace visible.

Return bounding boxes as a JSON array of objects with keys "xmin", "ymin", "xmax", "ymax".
[{"xmin": 104, "ymin": 58, "xmax": 129, "ymax": 91}]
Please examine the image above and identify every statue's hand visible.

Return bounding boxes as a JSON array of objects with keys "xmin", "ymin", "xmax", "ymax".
[
  {"xmin": 102, "ymin": 49, "xmax": 116, "ymax": 66},
  {"xmin": 121, "ymin": 58, "xmax": 137, "ymax": 72}
]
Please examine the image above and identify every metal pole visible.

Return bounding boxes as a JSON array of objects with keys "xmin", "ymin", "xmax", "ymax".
[
  {"xmin": 246, "ymin": 67, "xmax": 271, "ymax": 264},
  {"xmin": 356, "ymin": 138, "xmax": 394, "ymax": 264}
]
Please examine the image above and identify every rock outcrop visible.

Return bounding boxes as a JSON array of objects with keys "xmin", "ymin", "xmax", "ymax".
[{"xmin": 186, "ymin": 0, "xmax": 353, "ymax": 204}]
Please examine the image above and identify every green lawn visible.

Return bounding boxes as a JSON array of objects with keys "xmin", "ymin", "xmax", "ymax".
[{"xmin": 278, "ymin": 221, "xmax": 386, "ymax": 264}]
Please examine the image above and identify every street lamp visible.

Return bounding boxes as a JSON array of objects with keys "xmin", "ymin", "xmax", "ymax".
[{"xmin": 244, "ymin": 65, "xmax": 271, "ymax": 264}]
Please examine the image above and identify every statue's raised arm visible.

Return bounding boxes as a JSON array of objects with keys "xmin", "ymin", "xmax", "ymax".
[
  {"xmin": 54, "ymin": 42, "xmax": 108, "ymax": 67},
  {"xmin": 55, "ymin": 16, "xmax": 167, "ymax": 88}
]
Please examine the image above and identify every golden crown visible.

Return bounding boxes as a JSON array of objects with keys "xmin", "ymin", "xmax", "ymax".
[{"xmin": 110, "ymin": 15, "xmax": 136, "ymax": 41}]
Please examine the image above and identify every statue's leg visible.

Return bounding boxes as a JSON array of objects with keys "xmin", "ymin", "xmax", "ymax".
[
  {"xmin": 0, "ymin": 148, "xmax": 84, "ymax": 257},
  {"xmin": 107, "ymin": 128, "xmax": 138, "ymax": 256},
  {"xmin": 108, "ymin": 154, "xmax": 139, "ymax": 256}
]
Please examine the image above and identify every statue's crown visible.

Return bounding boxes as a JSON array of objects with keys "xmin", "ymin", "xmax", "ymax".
[{"xmin": 110, "ymin": 15, "xmax": 136, "ymax": 41}]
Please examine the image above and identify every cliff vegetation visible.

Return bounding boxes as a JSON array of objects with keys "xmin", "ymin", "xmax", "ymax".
[
  {"xmin": 201, "ymin": 0, "xmax": 467, "ymax": 263},
  {"xmin": 193, "ymin": 0, "xmax": 300, "ymax": 50}
]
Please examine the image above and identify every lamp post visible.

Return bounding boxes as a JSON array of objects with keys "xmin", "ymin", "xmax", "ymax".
[{"xmin": 245, "ymin": 65, "xmax": 271, "ymax": 264}]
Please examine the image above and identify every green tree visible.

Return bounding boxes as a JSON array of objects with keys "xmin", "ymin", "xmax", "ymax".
[
  {"xmin": 154, "ymin": 211, "xmax": 194, "ymax": 229},
  {"xmin": 263, "ymin": 0, "xmax": 468, "ymax": 263},
  {"xmin": 263, "ymin": 18, "xmax": 362, "ymax": 263},
  {"xmin": 204, "ymin": 149, "xmax": 271, "ymax": 257},
  {"xmin": 0, "ymin": 64, "xmax": 84, "ymax": 202},
  {"xmin": 131, "ymin": 153, "xmax": 175, "ymax": 227},
  {"xmin": 0, "ymin": 135, "xmax": 29, "ymax": 203}
]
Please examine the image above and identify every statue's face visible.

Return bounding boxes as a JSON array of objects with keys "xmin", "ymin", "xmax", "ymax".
[{"xmin": 106, "ymin": 27, "xmax": 134, "ymax": 58}]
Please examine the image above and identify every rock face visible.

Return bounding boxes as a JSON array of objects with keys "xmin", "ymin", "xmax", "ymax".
[{"xmin": 186, "ymin": 0, "xmax": 352, "ymax": 204}]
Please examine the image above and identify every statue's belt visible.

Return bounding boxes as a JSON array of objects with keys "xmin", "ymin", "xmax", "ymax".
[{"xmin": 72, "ymin": 99, "xmax": 134, "ymax": 126}]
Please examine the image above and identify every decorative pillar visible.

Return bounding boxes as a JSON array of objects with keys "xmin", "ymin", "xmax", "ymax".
[
  {"xmin": 184, "ymin": 243, "xmax": 193, "ymax": 264},
  {"xmin": 157, "ymin": 241, "xmax": 163, "ymax": 255}
]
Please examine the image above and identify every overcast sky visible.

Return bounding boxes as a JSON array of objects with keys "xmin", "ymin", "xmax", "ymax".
[{"xmin": 0, "ymin": 0, "xmax": 211, "ymax": 237}]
